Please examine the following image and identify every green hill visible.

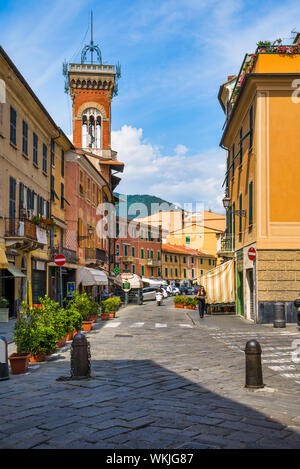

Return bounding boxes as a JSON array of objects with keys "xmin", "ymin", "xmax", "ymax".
[{"xmin": 114, "ymin": 193, "xmax": 181, "ymax": 220}]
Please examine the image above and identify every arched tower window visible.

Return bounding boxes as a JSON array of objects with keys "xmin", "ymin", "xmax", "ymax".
[{"xmin": 82, "ymin": 108, "xmax": 102, "ymax": 149}]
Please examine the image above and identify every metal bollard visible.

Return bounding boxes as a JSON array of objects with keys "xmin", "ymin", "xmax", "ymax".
[
  {"xmin": 0, "ymin": 335, "xmax": 9, "ymax": 381},
  {"xmin": 273, "ymin": 302, "xmax": 286, "ymax": 328},
  {"xmin": 245, "ymin": 340, "xmax": 264, "ymax": 389},
  {"xmin": 70, "ymin": 333, "xmax": 91, "ymax": 379}
]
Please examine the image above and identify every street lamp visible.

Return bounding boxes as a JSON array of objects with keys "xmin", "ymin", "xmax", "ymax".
[
  {"xmin": 78, "ymin": 226, "xmax": 94, "ymax": 241},
  {"xmin": 222, "ymin": 194, "xmax": 231, "ymax": 210},
  {"xmin": 222, "ymin": 188, "xmax": 231, "ymax": 210}
]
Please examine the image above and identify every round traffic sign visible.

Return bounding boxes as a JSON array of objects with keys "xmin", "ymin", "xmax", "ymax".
[
  {"xmin": 54, "ymin": 254, "xmax": 66, "ymax": 266},
  {"xmin": 248, "ymin": 247, "xmax": 256, "ymax": 261}
]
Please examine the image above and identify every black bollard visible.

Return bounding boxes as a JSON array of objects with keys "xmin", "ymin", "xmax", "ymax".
[
  {"xmin": 245, "ymin": 340, "xmax": 264, "ymax": 389},
  {"xmin": 273, "ymin": 302, "xmax": 286, "ymax": 328},
  {"xmin": 70, "ymin": 333, "xmax": 91, "ymax": 379},
  {"xmin": 0, "ymin": 335, "xmax": 9, "ymax": 381}
]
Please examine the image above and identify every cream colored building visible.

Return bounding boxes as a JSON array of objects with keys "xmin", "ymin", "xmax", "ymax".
[{"xmin": 0, "ymin": 47, "xmax": 71, "ymax": 313}]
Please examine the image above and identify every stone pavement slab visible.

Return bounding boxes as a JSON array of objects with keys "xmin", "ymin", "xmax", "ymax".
[{"xmin": 0, "ymin": 298, "xmax": 300, "ymax": 449}]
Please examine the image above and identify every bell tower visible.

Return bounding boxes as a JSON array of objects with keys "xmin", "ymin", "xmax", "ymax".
[{"xmin": 67, "ymin": 11, "xmax": 121, "ymax": 160}]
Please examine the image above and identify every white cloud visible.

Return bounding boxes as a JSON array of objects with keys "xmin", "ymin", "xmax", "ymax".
[
  {"xmin": 174, "ymin": 144, "xmax": 188, "ymax": 155},
  {"xmin": 112, "ymin": 125, "xmax": 225, "ymax": 212}
]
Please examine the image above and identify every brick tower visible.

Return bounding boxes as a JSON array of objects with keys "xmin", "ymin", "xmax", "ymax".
[{"xmin": 67, "ymin": 12, "xmax": 121, "ymax": 162}]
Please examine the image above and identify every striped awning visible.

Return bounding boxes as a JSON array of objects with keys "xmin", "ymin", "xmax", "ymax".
[
  {"xmin": 200, "ymin": 259, "xmax": 235, "ymax": 304},
  {"xmin": 0, "ymin": 248, "xmax": 8, "ymax": 269}
]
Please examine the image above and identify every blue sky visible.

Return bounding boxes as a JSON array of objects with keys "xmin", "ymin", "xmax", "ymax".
[{"xmin": 1, "ymin": 0, "xmax": 299, "ymax": 211}]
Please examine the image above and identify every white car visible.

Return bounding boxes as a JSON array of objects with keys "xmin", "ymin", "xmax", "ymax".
[
  {"xmin": 172, "ymin": 287, "xmax": 181, "ymax": 296},
  {"xmin": 161, "ymin": 288, "xmax": 168, "ymax": 298}
]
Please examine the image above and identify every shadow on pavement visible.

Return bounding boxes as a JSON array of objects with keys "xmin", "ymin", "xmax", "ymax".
[{"xmin": 1, "ymin": 357, "xmax": 298, "ymax": 449}]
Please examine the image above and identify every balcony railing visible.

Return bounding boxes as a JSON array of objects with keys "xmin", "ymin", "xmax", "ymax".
[
  {"xmin": 5, "ymin": 218, "xmax": 37, "ymax": 240},
  {"xmin": 85, "ymin": 247, "xmax": 107, "ymax": 261},
  {"xmin": 122, "ymin": 256, "xmax": 134, "ymax": 263},
  {"xmin": 146, "ymin": 259, "xmax": 160, "ymax": 266},
  {"xmin": 51, "ymin": 246, "xmax": 77, "ymax": 263},
  {"xmin": 217, "ymin": 234, "xmax": 234, "ymax": 254}
]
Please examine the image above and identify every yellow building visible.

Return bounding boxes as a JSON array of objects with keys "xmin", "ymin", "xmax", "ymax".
[
  {"xmin": 161, "ymin": 243, "xmax": 216, "ymax": 284},
  {"xmin": 166, "ymin": 211, "xmax": 225, "ymax": 263},
  {"xmin": 0, "ymin": 46, "xmax": 71, "ymax": 312},
  {"xmin": 218, "ymin": 38, "xmax": 300, "ymax": 323}
]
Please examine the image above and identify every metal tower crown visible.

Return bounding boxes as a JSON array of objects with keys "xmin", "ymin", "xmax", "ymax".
[{"xmin": 81, "ymin": 11, "xmax": 102, "ymax": 65}]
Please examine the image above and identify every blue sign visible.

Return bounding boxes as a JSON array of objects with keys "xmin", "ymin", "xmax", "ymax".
[{"xmin": 67, "ymin": 282, "xmax": 76, "ymax": 297}]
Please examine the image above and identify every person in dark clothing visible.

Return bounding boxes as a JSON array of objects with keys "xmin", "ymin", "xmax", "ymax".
[{"xmin": 196, "ymin": 285, "xmax": 206, "ymax": 318}]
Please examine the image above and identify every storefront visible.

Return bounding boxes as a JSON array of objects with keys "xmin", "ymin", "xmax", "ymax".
[
  {"xmin": 48, "ymin": 263, "xmax": 77, "ymax": 305},
  {"xmin": 0, "ymin": 253, "xmax": 26, "ymax": 317},
  {"xmin": 31, "ymin": 259, "xmax": 47, "ymax": 305},
  {"xmin": 78, "ymin": 267, "xmax": 108, "ymax": 302}
]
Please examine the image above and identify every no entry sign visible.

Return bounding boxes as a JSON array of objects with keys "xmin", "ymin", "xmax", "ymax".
[
  {"xmin": 248, "ymin": 247, "xmax": 256, "ymax": 261},
  {"xmin": 54, "ymin": 254, "xmax": 66, "ymax": 266}
]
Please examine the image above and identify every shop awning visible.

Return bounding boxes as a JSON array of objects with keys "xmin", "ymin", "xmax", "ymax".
[
  {"xmin": 199, "ymin": 259, "xmax": 235, "ymax": 304},
  {"xmin": 114, "ymin": 274, "xmax": 143, "ymax": 289},
  {"xmin": 7, "ymin": 263, "xmax": 26, "ymax": 278},
  {"xmin": 78, "ymin": 267, "xmax": 108, "ymax": 286},
  {"xmin": 0, "ymin": 248, "xmax": 8, "ymax": 269},
  {"xmin": 142, "ymin": 277, "xmax": 163, "ymax": 287}
]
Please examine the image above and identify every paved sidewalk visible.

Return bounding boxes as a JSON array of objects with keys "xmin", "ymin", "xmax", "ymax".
[
  {"xmin": 0, "ymin": 318, "xmax": 16, "ymax": 344},
  {"xmin": 0, "ymin": 299, "xmax": 300, "ymax": 449}
]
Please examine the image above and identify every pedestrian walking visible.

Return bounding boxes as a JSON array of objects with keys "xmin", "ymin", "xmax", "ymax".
[{"xmin": 196, "ymin": 285, "xmax": 206, "ymax": 319}]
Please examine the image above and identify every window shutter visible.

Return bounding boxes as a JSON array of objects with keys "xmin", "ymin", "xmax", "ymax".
[{"xmin": 249, "ymin": 181, "xmax": 253, "ymax": 226}]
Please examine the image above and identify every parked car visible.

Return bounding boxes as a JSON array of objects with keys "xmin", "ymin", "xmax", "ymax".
[
  {"xmin": 172, "ymin": 286, "xmax": 181, "ymax": 296},
  {"xmin": 179, "ymin": 286, "xmax": 188, "ymax": 295},
  {"xmin": 142, "ymin": 287, "xmax": 157, "ymax": 301}
]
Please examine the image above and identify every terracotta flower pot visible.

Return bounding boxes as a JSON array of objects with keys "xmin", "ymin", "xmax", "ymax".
[
  {"xmin": 66, "ymin": 332, "xmax": 73, "ymax": 341},
  {"xmin": 87, "ymin": 315, "xmax": 98, "ymax": 323},
  {"xmin": 186, "ymin": 305, "xmax": 196, "ymax": 310},
  {"xmin": 56, "ymin": 337, "xmax": 67, "ymax": 348},
  {"xmin": 175, "ymin": 304, "xmax": 184, "ymax": 308},
  {"xmin": 73, "ymin": 330, "xmax": 78, "ymax": 337},
  {"xmin": 101, "ymin": 313, "xmax": 110, "ymax": 321},
  {"xmin": 108, "ymin": 312, "xmax": 115, "ymax": 319},
  {"xmin": 29, "ymin": 353, "xmax": 46, "ymax": 363},
  {"xmin": 8, "ymin": 353, "xmax": 30, "ymax": 375},
  {"xmin": 82, "ymin": 321, "xmax": 93, "ymax": 331}
]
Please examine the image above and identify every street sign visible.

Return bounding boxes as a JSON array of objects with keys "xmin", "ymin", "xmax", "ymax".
[
  {"xmin": 113, "ymin": 266, "xmax": 120, "ymax": 275},
  {"xmin": 54, "ymin": 254, "xmax": 66, "ymax": 266},
  {"xmin": 67, "ymin": 282, "xmax": 75, "ymax": 297},
  {"xmin": 122, "ymin": 282, "xmax": 131, "ymax": 292},
  {"xmin": 248, "ymin": 247, "xmax": 256, "ymax": 261}
]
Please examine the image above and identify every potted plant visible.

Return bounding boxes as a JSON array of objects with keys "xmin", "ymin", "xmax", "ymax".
[
  {"xmin": 101, "ymin": 297, "xmax": 121, "ymax": 319},
  {"xmin": 8, "ymin": 310, "xmax": 31, "ymax": 374},
  {"xmin": 185, "ymin": 297, "xmax": 197, "ymax": 310},
  {"xmin": 173, "ymin": 295, "xmax": 185, "ymax": 308},
  {"xmin": 28, "ymin": 324, "xmax": 57, "ymax": 362},
  {"xmin": 67, "ymin": 292, "xmax": 95, "ymax": 331},
  {"xmin": 87, "ymin": 300, "xmax": 100, "ymax": 323},
  {"xmin": 0, "ymin": 297, "xmax": 9, "ymax": 322}
]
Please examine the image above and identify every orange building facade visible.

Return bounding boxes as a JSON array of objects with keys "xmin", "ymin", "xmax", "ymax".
[
  {"xmin": 63, "ymin": 34, "xmax": 124, "ymax": 295},
  {"xmin": 219, "ymin": 38, "xmax": 300, "ymax": 323}
]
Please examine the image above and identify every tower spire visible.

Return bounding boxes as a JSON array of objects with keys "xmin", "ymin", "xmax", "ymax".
[{"xmin": 81, "ymin": 10, "xmax": 102, "ymax": 64}]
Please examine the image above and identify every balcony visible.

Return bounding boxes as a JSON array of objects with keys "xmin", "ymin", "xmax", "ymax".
[
  {"xmin": 122, "ymin": 256, "xmax": 134, "ymax": 263},
  {"xmin": 5, "ymin": 218, "xmax": 36, "ymax": 239},
  {"xmin": 4, "ymin": 218, "xmax": 43, "ymax": 252},
  {"xmin": 217, "ymin": 234, "xmax": 235, "ymax": 258},
  {"xmin": 51, "ymin": 246, "xmax": 77, "ymax": 264},
  {"xmin": 85, "ymin": 247, "xmax": 107, "ymax": 263},
  {"xmin": 146, "ymin": 259, "xmax": 161, "ymax": 266}
]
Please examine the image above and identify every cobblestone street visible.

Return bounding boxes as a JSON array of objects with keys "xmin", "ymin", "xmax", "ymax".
[{"xmin": 1, "ymin": 299, "xmax": 300, "ymax": 449}]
